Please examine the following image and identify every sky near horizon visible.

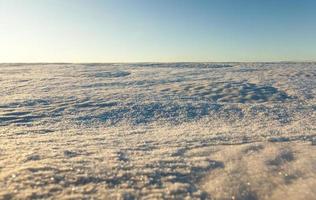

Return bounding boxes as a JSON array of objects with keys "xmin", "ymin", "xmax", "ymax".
[{"xmin": 0, "ymin": 0, "xmax": 315, "ymax": 63}]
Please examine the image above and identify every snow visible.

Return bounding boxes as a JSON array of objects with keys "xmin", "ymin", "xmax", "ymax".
[{"xmin": 0, "ymin": 62, "xmax": 315, "ymax": 199}]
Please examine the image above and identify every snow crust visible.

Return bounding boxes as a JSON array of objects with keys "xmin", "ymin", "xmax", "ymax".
[{"xmin": 0, "ymin": 63, "xmax": 315, "ymax": 199}]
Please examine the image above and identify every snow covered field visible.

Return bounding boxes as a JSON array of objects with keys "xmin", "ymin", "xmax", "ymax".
[{"xmin": 0, "ymin": 63, "xmax": 315, "ymax": 199}]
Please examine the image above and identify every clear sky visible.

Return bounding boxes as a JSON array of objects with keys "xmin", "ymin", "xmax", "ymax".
[{"xmin": 0, "ymin": 0, "xmax": 315, "ymax": 62}]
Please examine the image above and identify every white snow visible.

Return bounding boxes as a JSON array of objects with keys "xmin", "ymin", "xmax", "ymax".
[{"xmin": 0, "ymin": 62, "xmax": 315, "ymax": 199}]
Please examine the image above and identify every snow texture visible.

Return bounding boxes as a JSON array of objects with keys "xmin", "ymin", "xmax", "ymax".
[{"xmin": 0, "ymin": 63, "xmax": 315, "ymax": 199}]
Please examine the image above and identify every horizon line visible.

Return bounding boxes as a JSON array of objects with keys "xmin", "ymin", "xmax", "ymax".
[{"xmin": 1, "ymin": 60, "xmax": 315, "ymax": 64}]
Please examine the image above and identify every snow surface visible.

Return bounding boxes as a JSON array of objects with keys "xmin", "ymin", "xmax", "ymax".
[{"xmin": 0, "ymin": 63, "xmax": 315, "ymax": 199}]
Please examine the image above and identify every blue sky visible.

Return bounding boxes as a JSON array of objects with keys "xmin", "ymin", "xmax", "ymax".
[{"xmin": 0, "ymin": 0, "xmax": 315, "ymax": 62}]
